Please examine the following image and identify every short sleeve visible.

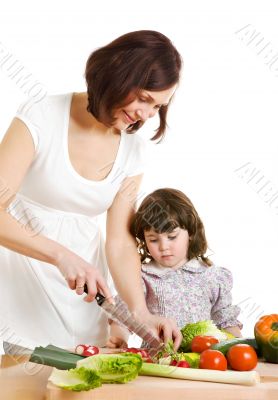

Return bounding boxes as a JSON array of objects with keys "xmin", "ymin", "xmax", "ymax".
[
  {"xmin": 14, "ymin": 98, "xmax": 44, "ymax": 152},
  {"xmin": 141, "ymin": 273, "xmax": 147, "ymax": 297},
  {"xmin": 126, "ymin": 134, "xmax": 148, "ymax": 177},
  {"xmin": 211, "ymin": 267, "xmax": 243, "ymax": 330}
]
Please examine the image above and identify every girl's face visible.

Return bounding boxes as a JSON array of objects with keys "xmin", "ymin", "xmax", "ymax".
[
  {"xmin": 144, "ymin": 227, "xmax": 190, "ymax": 269},
  {"xmin": 112, "ymin": 85, "xmax": 177, "ymax": 131}
]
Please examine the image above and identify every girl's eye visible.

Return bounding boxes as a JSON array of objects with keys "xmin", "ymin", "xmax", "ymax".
[
  {"xmin": 168, "ymin": 236, "xmax": 176, "ymax": 240},
  {"xmin": 149, "ymin": 239, "xmax": 157, "ymax": 243},
  {"xmin": 139, "ymin": 97, "xmax": 147, "ymax": 103}
]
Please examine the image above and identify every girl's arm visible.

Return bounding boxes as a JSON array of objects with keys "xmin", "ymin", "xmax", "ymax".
[
  {"xmin": 211, "ymin": 267, "xmax": 243, "ymax": 335},
  {"xmin": 105, "ymin": 175, "xmax": 182, "ymax": 349},
  {"xmin": 0, "ymin": 118, "xmax": 112, "ymax": 301}
]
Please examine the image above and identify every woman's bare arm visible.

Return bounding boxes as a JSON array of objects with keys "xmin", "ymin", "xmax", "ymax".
[
  {"xmin": 0, "ymin": 117, "xmax": 62, "ymax": 262},
  {"xmin": 0, "ymin": 118, "xmax": 111, "ymax": 300},
  {"xmin": 105, "ymin": 174, "xmax": 147, "ymax": 312},
  {"xmin": 105, "ymin": 175, "xmax": 182, "ymax": 349}
]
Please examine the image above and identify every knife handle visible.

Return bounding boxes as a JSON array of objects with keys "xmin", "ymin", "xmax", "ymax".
[{"xmin": 83, "ymin": 284, "xmax": 106, "ymax": 306}]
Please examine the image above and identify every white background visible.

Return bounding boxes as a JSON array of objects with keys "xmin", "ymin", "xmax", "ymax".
[{"xmin": 0, "ymin": 0, "xmax": 277, "ymax": 341}]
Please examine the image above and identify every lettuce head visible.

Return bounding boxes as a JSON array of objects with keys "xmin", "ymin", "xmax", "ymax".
[
  {"xmin": 77, "ymin": 352, "xmax": 142, "ymax": 384},
  {"xmin": 48, "ymin": 353, "xmax": 142, "ymax": 392},
  {"xmin": 180, "ymin": 320, "xmax": 227, "ymax": 352}
]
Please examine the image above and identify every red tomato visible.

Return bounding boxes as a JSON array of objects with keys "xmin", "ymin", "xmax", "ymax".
[
  {"xmin": 170, "ymin": 359, "xmax": 178, "ymax": 366},
  {"xmin": 191, "ymin": 336, "xmax": 219, "ymax": 353},
  {"xmin": 199, "ymin": 350, "xmax": 227, "ymax": 371},
  {"xmin": 227, "ymin": 344, "xmax": 258, "ymax": 371},
  {"xmin": 176, "ymin": 360, "xmax": 190, "ymax": 368}
]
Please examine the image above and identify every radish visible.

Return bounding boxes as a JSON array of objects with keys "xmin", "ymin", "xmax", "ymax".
[
  {"xmin": 75, "ymin": 344, "xmax": 99, "ymax": 357},
  {"xmin": 177, "ymin": 360, "xmax": 190, "ymax": 368}
]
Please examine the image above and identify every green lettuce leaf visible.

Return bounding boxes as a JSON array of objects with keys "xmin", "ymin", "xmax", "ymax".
[
  {"xmin": 48, "ymin": 366, "xmax": 101, "ymax": 391},
  {"xmin": 77, "ymin": 353, "xmax": 143, "ymax": 383}
]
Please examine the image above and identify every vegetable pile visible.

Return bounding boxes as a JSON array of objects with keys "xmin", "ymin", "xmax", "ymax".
[
  {"xmin": 32, "ymin": 316, "xmax": 277, "ymax": 392},
  {"xmin": 154, "ymin": 321, "xmax": 258, "ymax": 373},
  {"xmin": 179, "ymin": 320, "xmax": 227, "ymax": 352}
]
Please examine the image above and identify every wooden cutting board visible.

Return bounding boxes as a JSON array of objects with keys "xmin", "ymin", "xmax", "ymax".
[
  {"xmin": 45, "ymin": 362, "xmax": 278, "ymax": 400},
  {"xmin": 1, "ymin": 355, "xmax": 277, "ymax": 400}
]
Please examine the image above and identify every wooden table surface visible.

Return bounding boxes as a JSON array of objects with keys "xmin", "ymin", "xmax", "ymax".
[{"xmin": 1, "ymin": 354, "xmax": 278, "ymax": 400}]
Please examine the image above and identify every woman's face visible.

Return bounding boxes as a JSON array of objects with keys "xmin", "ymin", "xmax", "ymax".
[{"xmin": 112, "ymin": 85, "xmax": 177, "ymax": 130}]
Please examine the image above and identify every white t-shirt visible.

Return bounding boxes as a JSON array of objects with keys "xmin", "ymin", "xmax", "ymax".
[{"xmin": 0, "ymin": 93, "xmax": 146, "ymax": 350}]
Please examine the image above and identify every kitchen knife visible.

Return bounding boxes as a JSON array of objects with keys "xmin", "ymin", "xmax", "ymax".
[
  {"xmin": 84, "ymin": 286, "xmax": 164, "ymax": 356},
  {"xmin": 3, "ymin": 341, "xmax": 33, "ymax": 357}
]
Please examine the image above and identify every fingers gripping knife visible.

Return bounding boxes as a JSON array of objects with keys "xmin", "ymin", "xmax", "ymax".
[{"xmin": 84, "ymin": 286, "xmax": 164, "ymax": 356}]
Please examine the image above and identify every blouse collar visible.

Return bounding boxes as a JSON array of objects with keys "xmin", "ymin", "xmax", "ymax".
[{"xmin": 141, "ymin": 258, "xmax": 210, "ymax": 277}]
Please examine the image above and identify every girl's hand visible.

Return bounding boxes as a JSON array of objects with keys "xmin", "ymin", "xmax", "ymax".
[
  {"xmin": 107, "ymin": 321, "xmax": 130, "ymax": 349},
  {"xmin": 223, "ymin": 326, "xmax": 243, "ymax": 338},
  {"xmin": 105, "ymin": 336, "xmax": 128, "ymax": 349},
  {"xmin": 55, "ymin": 250, "xmax": 112, "ymax": 302}
]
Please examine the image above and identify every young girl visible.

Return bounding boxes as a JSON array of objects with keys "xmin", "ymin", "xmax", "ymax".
[{"xmin": 107, "ymin": 188, "xmax": 242, "ymax": 348}]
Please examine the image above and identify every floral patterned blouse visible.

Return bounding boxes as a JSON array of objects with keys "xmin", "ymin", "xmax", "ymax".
[{"xmin": 141, "ymin": 258, "xmax": 243, "ymax": 330}]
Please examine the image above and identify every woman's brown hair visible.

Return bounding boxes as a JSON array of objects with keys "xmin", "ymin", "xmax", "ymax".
[
  {"xmin": 85, "ymin": 30, "xmax": 182, "ymax": 140},
  {"xmin": 130, "ymin": 188, "xmax": 212, "ymax": 266}
]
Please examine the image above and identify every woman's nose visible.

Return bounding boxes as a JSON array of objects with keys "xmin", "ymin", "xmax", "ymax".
[{"xmin": 136, "ymin": 106, "xmax": 156, "ymax": 121}]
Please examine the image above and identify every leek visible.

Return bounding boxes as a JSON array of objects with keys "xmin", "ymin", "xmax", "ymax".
[
  {"xmin": 30, "ymin": 344, "xmax": 84, "ymax": 370},
  {"xmin": 139, "ymin": 363, "xmax": 260, "ymax": 386}
]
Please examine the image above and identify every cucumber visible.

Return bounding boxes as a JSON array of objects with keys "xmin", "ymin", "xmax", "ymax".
[{"xmin": 211, "ymin": 338, "xmax": 259, "ymax": 355}]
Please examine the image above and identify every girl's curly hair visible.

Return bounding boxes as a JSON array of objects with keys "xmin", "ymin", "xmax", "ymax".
[{"xmin": 130, "ymin": 188, "xmax": 212, "ymax": 266}]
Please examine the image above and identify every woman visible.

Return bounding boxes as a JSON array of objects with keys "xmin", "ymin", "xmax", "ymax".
[{"xmin": 0, "ymin": 30, "xmax": 182, "ymax": 350}]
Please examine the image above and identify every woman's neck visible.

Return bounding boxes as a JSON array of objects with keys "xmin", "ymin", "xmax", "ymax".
[{"xmin": 71, "ymin": 92, "xmax": 117, "ymax": 136}]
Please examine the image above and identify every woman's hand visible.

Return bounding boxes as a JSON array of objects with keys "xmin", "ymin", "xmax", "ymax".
[
  {"xmin": 55, "ymin": 250, "xmax": 112, "ymax": 302},
  {"xmin": 137, "ymin": 311, "xmax": 182, "ymax": 351}
]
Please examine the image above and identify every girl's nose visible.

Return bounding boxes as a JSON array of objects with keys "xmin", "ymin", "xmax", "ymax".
[{"xmin": 159, "ymin": 239, "xmax": 169, "ymax": 251}]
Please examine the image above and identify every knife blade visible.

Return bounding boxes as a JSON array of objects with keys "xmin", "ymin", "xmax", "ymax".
[
  {"xmin": 3, "ymin": 341, "xmax": 33, "ymax": 356},
  {"xmin": 84, "ymin": 287, "xmax": 164, "ymax": 356}
]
